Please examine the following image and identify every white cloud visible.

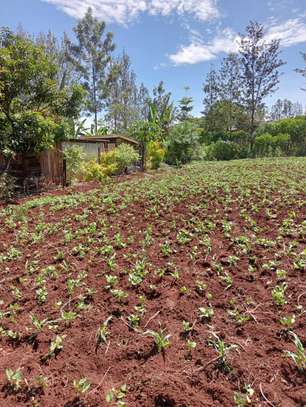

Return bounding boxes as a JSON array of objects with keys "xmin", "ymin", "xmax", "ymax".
[
  {"xmin": 42, "ymin": 0, "xmax": 219, "ymax": 25},
  {"xmin": 169, "ymin": 18, "xmax": 306, "ymax": 66},
  {"xmin": 265, "ymin": 18, "xmax": 306, "ymax": 47},
  {"xmin": 169, "ymin": 28, "xmax": 239, "ymax": 65}
]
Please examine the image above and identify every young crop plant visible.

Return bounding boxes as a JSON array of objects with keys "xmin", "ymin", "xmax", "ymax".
[
  {"xmin": 113, "ymin": 232, "xmax": 126, "ymax": 249},
  {"xmin": 272, "ymin": 283, "xmax": 287, "ymax": 307},
  {"xmin": 73, "ymin": 377, "xmax": 91, "ymax": 395},
  {"xmin": 186, "ymin": 339, "xmax": 197, "ymax": 353},
  {"xmin": 209, "ymin": 332, "xmax": 238, "ymax": 373},
  {"xmin": 160, "ymin": 241, "xmax": 172, "ymax": 257},
  {"xmin": 195, "ymin": 280, "xmax": 207, "ymax": 295},
  {"xmin": 104, "ymin": 274, "xmax": 118, "ymax": 290},
  {"xmin": 182, "ymin": 321, "xmax": 193, "ymax": 334},
  {"xmin": 145, "ymin": 329, "xmax": 171, "ymax": 354},
  {"xmin": 110, "ymin": 289, "xmax": 128, "ymax": 302},
  {"xmin": 199, "ymin": 307, "xmax": 214, "ymax": 322},
  {"xmin": 44, "ymin": 335, "xmax": 65, "ymax": 361},
  {"xmin": 36, "ymin": 287, "xmax": 48, "ymax": 305},
  {"xmin": 106, "ymin": 384, "xmax": 127, "ymax": 406},
  {"xmin": 127, "ymin": 313, "xmax": 141, "ymax": 328},
  {"xmin": 234, "ymin": 385, "xmax": 254, "ymax": 406},
  {"xmin": 276, "ymin": 269, "xmax": 287, "ymax": 280},
  {"xmin": 220, "ymin": 272, "xmax": 233, "ymax": 290},
  {"xmin": 176, "ymin": 229, "xmax": 192, "ymax": 245},
  {"xmin": 96, "ymin": 316, "xmax": 112, "ymax": 346},
  {"xmin": 284, "ymin": 331, "xmax": 306, "ymax": 371},
  {"xmin": 5, "ymin": 368, "xmax": 23, "ymax": 391},
  {"xmin": 280, "ymin": 315, "xmax": 296, "ymax": 330},
  {"xmin": 61, "ymin": 311, "xmax": 78, "ymax": 324},
  {"xmin": 228, "ymin": 309, "xmax": 250, "ymax": 326},
  {"xmin": 179, "ymin": 286, "xmax": 188, "ymax": 295}
]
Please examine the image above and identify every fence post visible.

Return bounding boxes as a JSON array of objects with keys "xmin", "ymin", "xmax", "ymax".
[
  {"xmin": 98, "ymin": 147, "xmax": 101, "ymax": 164},
  {"xmin": 62, "ymin": 158, "xmax": 67, "ymax": 188}
]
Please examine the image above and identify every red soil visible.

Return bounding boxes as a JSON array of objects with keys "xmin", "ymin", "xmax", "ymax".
[{"xmin": 0, "ymin": 161, "xmax": 305, "ymax": 407}]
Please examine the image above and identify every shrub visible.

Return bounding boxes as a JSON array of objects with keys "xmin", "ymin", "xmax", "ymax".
[
  {"xmin": 253, "ymin": 133, "xmax": 290, "ymax": 157},
  {"xmin": 256, "ymin": 117, "xmax": 306, "ymax": 155},
  {"xmin": 206, "ymin": 140, "xmax": 244, "ymax": 161},
  {"xmin": 147, "ymin": 141, "xmax": 166, "ymax": 169},
  {"xmin": 166, "ymin": 121, "xmax": 201, "ymax": 166},
  {"xmin": 83, "ymin": 161, "xmax": 107, "ymax": 182},
  {"xmin": 82, "ymin": 144, "xmax": 139, "ymax": 182},
  {"xmin": 0, "ymin": 173, "xmax": 16, "ymax": 202},
  {"xmin": 100, "ymin": 143, "xmax": 139, "ymax": 176},
  {"xmin": 64, "ymin": 145, "xmax": 85, "ymax": 183}
]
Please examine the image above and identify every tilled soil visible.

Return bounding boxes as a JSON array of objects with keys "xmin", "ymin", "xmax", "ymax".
[{"xmin": 0, "ymin": 159, "xmax": 305, "ymax": 407}]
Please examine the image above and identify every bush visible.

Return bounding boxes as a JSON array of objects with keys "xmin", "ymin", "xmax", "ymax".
[
  {"xmin": 253, "ymin": 133, "xmax": 290, "ymax": 157},
  {"xmin": 82, "ymin": 144, "xmax": 140, "ymax": 182},
  {"xmin": 100, "ymin": 144, "xmax": 139, "ymax": 176},
  {"xmin": 166, "ymin": 121, "xmax": 201, "ymax": 166},
  {"xmin": 206, "ymin": 140, "xmax": 245, "ymax": 161},
  {"xmin": 64, "ymin": 145, "xmax": 85, "ymax": 183},
  {"xmin": 0, "ymin": 173, "xmax": 16, "ymax": 202},
  {"xmin": 256, "ymin": 117, "xmax": 306, "ymax": 155},
  {"xmin": 83, "ymin": 161, "xmax": 107, "ymax": 183},
  {"xmin": 147, "ymin": 141, "xmax": 166, "ymax": 169}
]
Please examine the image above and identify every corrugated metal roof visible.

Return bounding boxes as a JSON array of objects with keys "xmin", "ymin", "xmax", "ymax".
[{"xmin": 68, "ymin": 135, "xmax": 139, "ymax": 145}]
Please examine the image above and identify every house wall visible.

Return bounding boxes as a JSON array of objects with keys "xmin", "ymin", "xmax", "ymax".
[
  {"xmin": 40, "ymin": 143, "xmax": 64, "ymax": 184},
  {"xmin": 62, "ymin": 141, "xmax": 118, "ymax": 162}
]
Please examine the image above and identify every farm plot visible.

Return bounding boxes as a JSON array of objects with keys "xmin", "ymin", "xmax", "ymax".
[{"xmin": 0, "ymin": 158, "xmax": 305, "ymax": 407}]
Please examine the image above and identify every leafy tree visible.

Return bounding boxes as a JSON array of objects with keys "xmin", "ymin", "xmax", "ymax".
[
  {"xmin": 202, "ymin": 68, "xmax": 220, "ymax": 130},
  {"xmin": 165, "ymin": 121, "xmax": 201, "ymax": 165},
  {"xmin": 205, "ymin": 101, "xmax": 249, "ymax": 133},
  {"xmin": 36, "ymin": 30, "xmax": 76, "ymax": 90},
  {"xmin": 136, "ymin": 83, "xmax": 151, "ymax": 121},
  {"xmin": 0, "ymin": 29, "xmax": 84, "ymax": 168},
  {"xmin": 271, "ymin": 99, "xmax": 303, "ymax": 121},
  {"xmin": 296, "ymin": 52, "xmax": 306, "ymax": 91},
  {"xmin": 68, "ymin": 7, "xmax": 115, "ymax": 135},
  {"xmin": 105, "ymin": 52, "xmax": 138, "ymax": 132},
  {"xmin": 152, "ymin": 81, "xmax": 175, "ymax": 138},
  {"xmin": 239, "ymin": 21, "xmax": 285, "ymax": 134},
  {"xmin": 177, "ymin": 86, "xmax": 193, "ymax": 121}
]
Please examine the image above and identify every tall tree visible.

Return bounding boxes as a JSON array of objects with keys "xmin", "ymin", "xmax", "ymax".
[
  {"xmin": 152, "ymin": 81, "xmax": 175, "ymax": 138},
  {"xmin": 239, "ymin": 21, "xmax": 285, "ymax": 133},
  {"xmin": 105, "ymin": 52, "xmax": 138, "ymax": 132},
  {"xmin": 177, "ymin": 86, "xmax": 194, "ymax": 121},
  {"xmin": 296, "ymin": 52, "xmax": 306, "ymax": 91},
  {"xmin": 136, "ymin": 83, "xmax": 151, "ymax": 121},
  {"xmin": 271, "ymin": 99, "xmax": 303, "ymax": 120},
  {"xmin": 202, "ymin": 68, "xmax": 220, "ymax": 131},
  {"xmin": 36, "ymin": 31, "xmax": 76, "ymax": 90},
  {"xmin": 68, "ymin": 7, "xmax": 115, "ymax": 135},
  {"xmin": 202, "ymin": 68, "xmax": 220, "ymax": 113}
]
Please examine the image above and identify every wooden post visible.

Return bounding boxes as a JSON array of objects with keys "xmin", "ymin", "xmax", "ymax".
[
  {"xmin": 62, "ymin": 158, "xmax": 67, "ymax": 188},
  {"xmin": 98, "ymin": 147, "xmax": 101, "ymax": 164}
]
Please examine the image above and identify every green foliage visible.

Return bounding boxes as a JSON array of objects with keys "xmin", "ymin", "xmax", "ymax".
[
  {"xmin": 83, "ymin": 160, "xmax": 107, "ymax": 182},
  {"xmin": 100, "ymin": 144, "xmax": 139, "ymax": 176},
  {"xmin": 0, "ymin": 173, "xmax": 16, "ymax": 202},
  {"xmin": 284, "ymin": 331, "xmax": 306, "ymax": 371},
  {"xmin": 145, "ymin": 329, "xmax": 171, "ymax": 353},
  {"xmin": 5, "ymin": 368, "xmax": 23, "ymax": 390},
  {"xmin": 166, "ymin": 121, "xmax": 201, "ymax": 165},
  {"xmin": 206, "ymin": 140, "xmax": 245, "ymax": 161},
  {"xmin": 256, "ymin": 117, "xmax": 306, "ymax": 156},
  {"xmin": 0, "ymin": 30, "xmax": 84, "ymax": 158},
  {"xmin": 64, "ymin": 145, "xmax": 85, "ymax": 182},
  {"xmin": 147, "ymin": 141, "xmax": 165, "ymax": 169},
  {"xmin": 73, "ymin": 378, "xmax": 91, "ymax": 395}
]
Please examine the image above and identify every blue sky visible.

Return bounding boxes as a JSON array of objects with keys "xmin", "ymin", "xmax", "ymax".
[{"xmin": 1, "ymin": 0, "xmax": 306, "ymax": 115}]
